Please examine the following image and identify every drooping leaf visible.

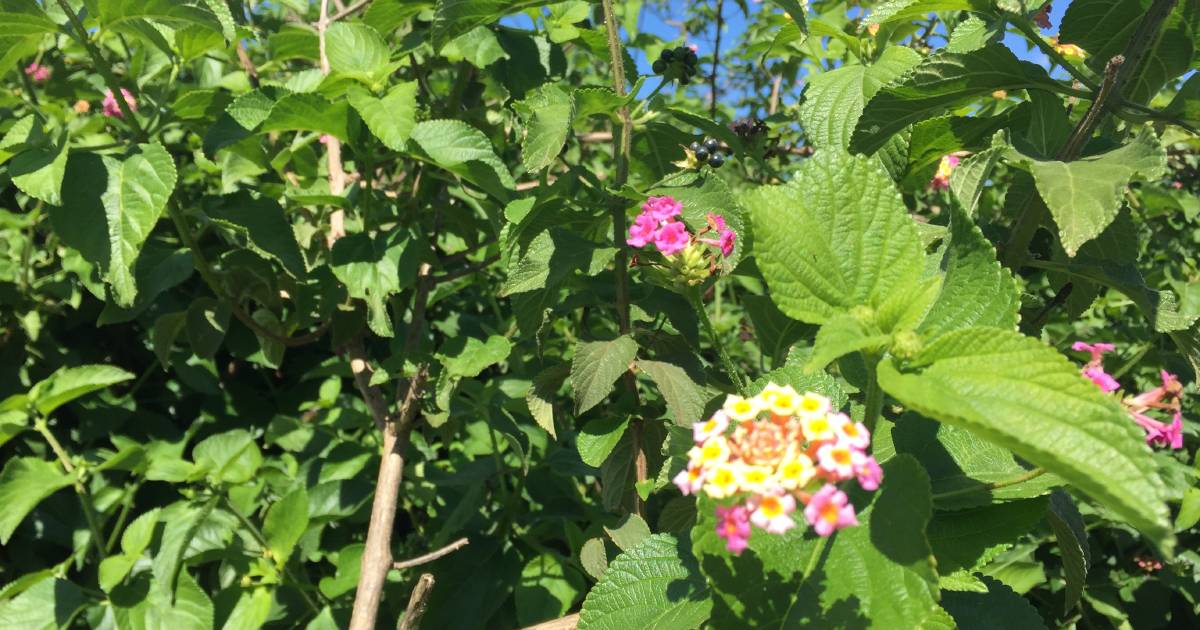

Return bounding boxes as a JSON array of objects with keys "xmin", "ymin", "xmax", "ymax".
[
  {"xmin": 750, "ymin": 151, "xmax": 924, "ymax": 324},
  {"xmin": 637, "ymin": 359, "xmax": 706, "ymax": 426},
  {"xmin": 851, "ymin": 45, "xmax": 1061, "ymax": 154},
  {"xmin": 410, "ymin": 119, "xmax": 516, "ymax": 193},
  {"xmin": 571, "ymin": 336, "xmax": 638, "ymax": 414},
  {"xmin": 1017, "ymin": 128, "xmax": 1167, "ymax": 255},
  {"xmin": 330, "ymin": 231, "xmax": 419, "ymax": 337},
  {"xmin": 1046, "ymin": 490, "xmax": 1090, "ymax": 613},
  {"xmin": 514, "ymin": 83, "xmax": 575, "ymax": 172},
  {"xmin": 527, "ymin": 363, "xmax": 569, "ymax": 438},
  {"xmin": 577, "ymin": 415, "xmax": 630, "ymax": 468},
  {"xmin": 437, "ymin": 335, "xmax": 513, "ymax": 378},
  {"xmin": 260, "ymin": 93, "xmax": 352, "ymax": 141},
  {"xmin": 205, "ymin": 191, "xmax": 307, "ymax": 277},
  {"xmin": 877, "ymin": 328, "xmax": 1173, "ymax": 552},
  {"xmin": 263, "ymin": 487, "xmax": 309, "ymax": 564},
  {"xmin": 192, "ymin": 429, "xmax": 263, "ymax": 485},
  {"xmin": 0, "ymin": 457, "xmax": 73, "ymax": 544},
  {"xmin": 576, "ymin": 533, "xmax": 712, "ymax": 630}
]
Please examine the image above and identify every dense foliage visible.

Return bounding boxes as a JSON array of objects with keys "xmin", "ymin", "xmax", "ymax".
[{"xmin": 1, "ymin": 0, "xmax": 1199, "ymax": 628}]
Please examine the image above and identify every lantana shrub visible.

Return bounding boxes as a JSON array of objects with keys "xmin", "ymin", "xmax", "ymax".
[{"xmin": 0, "ymin": 1, "xmax": 1198, "ymax": 629}]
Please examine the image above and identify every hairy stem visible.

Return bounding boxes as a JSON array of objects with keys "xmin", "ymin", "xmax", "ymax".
[{"xmin": 692, "ymin": 289, "xmax": 746, "ymax": 394}]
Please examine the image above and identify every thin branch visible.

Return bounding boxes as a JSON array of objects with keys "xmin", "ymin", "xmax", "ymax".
[
  {"xmin": 318, "ymin": 0, "xmax": 348, "ymax": 247},
  {"xmin": 768, "ymin": 73, "xmax": 782, "ymax": 115},
  {"xmin": 392, "ymin": 537, "xmax": 470, "ymax": 570},
  {"xmin": 521, "ymin": 614, "xmax": 580, "ymax": 630},
  {"xmin": 397, "ymin": 574, "xmax": 436, "ymax": 630},
  {"xmin": 332, "ymin": 0, "xmax": 372, "ymax": 22},
  {"xmin": 709, "ymin": 0, "xmax": 724, "ymax": 119},
  {"xmin": 236, "ymin": 42, "xmax": 260, "ymax": 89}
]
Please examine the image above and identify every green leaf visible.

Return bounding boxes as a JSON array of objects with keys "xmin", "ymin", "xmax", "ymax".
[
  {"xmin": 749, "ymin": 363, "xmax": 848, "ymax": 409},
  {"xmin": 581, "ymin": 537, "xmax": 609, "ymax": 580},
  {"xmin": 0, "ymin": 576, "xmax": 85, "ymax": 630},
  {"xmin": 571, "ymin": 336, "xmax": 638, "ymax": 414},
  {"xmin": 920, "ymin": 204, "xmax": 1019, "ymax": 339},
  {"xmin": 877, "ymin": 327, "xmax": 1173, "ymax": 552},
  {"xmin": 516, "ymin": 552, "xmax": 585, "ymax": 626},
  {"xmin": 851, "ymin": 45, "xmax": 1060, "ymax": 155},
  {"xmin": 886, "ymin": 412, "xmax": 1062, "ymax": 509},
  {"xmin": 28, "ymin": 364, "xmax": 135, "ymax": 415},
  {"xmin": 867, "ymin": 0, "xmax": 990, "ymax": 25},
  {"xmin": 98, "ymin": 554, "xmax": 139, "ymax": 593},
  {"xmin": 226, "ymin": 89, "xmax": 276, "ymax": 131},
  {"xmin": 5, "ymin": 121, "xmax": 68, "ymax": 205},
  {"xmin": 527, "ymin": 364, "xmax": 568, "ymax": 438},
  {"xmin": 929, "ymin": 498, "xmax": 1048, "ymax": 573},
  {"xmin": 577, "ymin": 415, "xmax": 630, "ymax": 468},
  {"xmin": 807, "ymin": 313, "xmax": 892, "ymax": 371},
  {"xmin": 797, "ymin": 455, "xmax": 944, "ymax": 628},
  {"xmin": 222, "ymin": 587, "xmax": 273, "ymax": 630},
  {"xmin": 268, "ymin": 24, "xmax": 320, "ymax": 61},
  {"xmin": 949, "ymin": 141, "xmax": 1006, "ymax": 214},
  {"xmin": 514, "ymin": 83, "xmax": 575, "ymax": 172},
  {"xmin": 263, "ymin": 487, "xmax": 309, "ymax": 564},
  {"xmin": 743, "ymin": 295, "xmax": 811, "ymax": 368},
  {"xmin": 577, "ymin": 533, "xmax": 712, "ymax": 630},
  {"xmin": 942, "ymin": 574, "xmax": 1047, "ymax": 629},
  {"xmin": 1018, "ymin": 128, "xmax": 1166, "ymax": 255},
  {"xmin": 437, "ymin": 335, "xmax": 513, "ymax": 378},
  {"xmin": 442, "ymin": 25, "xmax": 510, "ymax": 66},
  {"xmin": 152, "ymin": 500, "xmax": 215, "ymax": 601},
  {"xmin": 605, "ymin": 513, "xmax": 652, "ymax": 552},
  {"xmin": 192, "ymin": 429, "xmax": 263, "ymax": 485},
  {"xmin": 798, "ymin": 46, "xmax": 922, "ymax": 149},
  {"xmin": 410, "ymin": 119, "xmax": 515, "ymax": 192},
  {"xmin": 98, "ymin": 0, "xmax": 225, "ymax": 36},
  {"xmin": 1046, "ymin": 490, "xmax": 1089, "ymax": 613},
  {"xmin": 330, "ymin": 231, "xmax": 418, "ymax": 337},
  {"xmin": 205, "ymin": 192, "xmax": 306, "ymax": 277},
  {"xmin": 347, "ymin": 82, "xmax": 419, "ymax": 151},
  {"xmin": 260, "ymin": 93, "xmax": 352, "ymax": 141},
  {"xmin": 325, "ymin": 22, "xmax": 390, "ymax": 83},
  {"xmin": 0, "ymin": 457, "xmax": 72, "ymax": 544},
  {"xmin": 637, "ymin": 359, "xmax": 706, "ymax": 427},
  {"xmin": 431, "ymin": 0, "xmax": 550, "ymax": 51},
  {"xmin": 946, "ymin": 14, "xmax": 999, "ymax": 53},
  {"xmin": 649, "ymin": 171, "xmax": 748, "ymax": 271},
  {"xmin": 186, "ymin": 297, "xmax": 231, "ymax": 358},
  {"xmin": 750, "ymin": 151, "xmax": 924, "ymax": 324},
  {"xmin": 121, "ymin": 507, "xmax": 163, "ymax": 555}
]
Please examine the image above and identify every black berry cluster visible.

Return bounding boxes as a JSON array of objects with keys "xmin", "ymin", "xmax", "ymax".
[
  {"xmin": 729, "ymin": 117, "xmax": 768, "ymax": 139},
  {"xmin": 652, "ymin": 46, "xmax": 699, "ymax": 83},
  {"xmin": 689, "ymin": 138, "xmax": 725, "ymax": 169}
]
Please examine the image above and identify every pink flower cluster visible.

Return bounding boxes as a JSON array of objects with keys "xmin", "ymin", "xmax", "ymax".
[
  {"xmin": 1073, "ymin": 341, "xmax": 1185, "ymax": 449},
  {"xmin": 102, "ymin": 88, "xmax": 138, "ymax": 118},
  {"xmin": 24, "ymin": 62, "xmax": 50, "ymax": 82},
  {"xmin": 674, "ymin": 384, "xmax": 881, "ymax": 554},
  {"xmin": 930, "ymin": 154, "xmax": 960, "ymax": 191},
  {"xmin": 627, "ymin": 196, "xmax": 735, "ymax": 257}
]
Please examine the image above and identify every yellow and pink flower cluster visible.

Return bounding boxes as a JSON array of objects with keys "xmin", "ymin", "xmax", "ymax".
[{"xmin": 674, "ymin": 383, "xmax": 881, "ymax": 554}]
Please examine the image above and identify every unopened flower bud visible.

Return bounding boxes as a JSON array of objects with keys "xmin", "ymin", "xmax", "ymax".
[{"xmin": 891, "ymin": 330, "xmax": 923, "ymax": 359}]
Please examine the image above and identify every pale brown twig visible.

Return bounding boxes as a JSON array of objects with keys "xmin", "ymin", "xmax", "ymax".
[
  {"xmin": 397, "ymin": 574, "xmax": 435, "ymax": 630},
  {"xmin": 392, "ymin": 537, "xmax": 469, "ymax": 570}
]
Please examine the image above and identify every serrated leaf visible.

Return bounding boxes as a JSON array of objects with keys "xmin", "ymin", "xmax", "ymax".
[
  {"xmin": 886, "ymin": 412, "xmax": 1062, "ymax": 509},
  {"xmin": 577, "ymin": 533, "xmax": 712, "ymax": 630},
  {"xmin": 325, "ymin": 22, "xmax": 390, "ymax": 83},
  {"xmin": 347, "ymin": 82, "xmax": 418, "ymax": 151},
  {"xmin": 949, "ymin": 141, "xmax": 1006, "ymax": 215},
  {"xmin": 1019, "ymin": 128, "xmax": 1166, "ymax": 255},
  {"xmin": 751, "ymin": 151, "xmax": 924, "ymax": 324},
  {"xmin": 28, "ymin": 364, "xmax": 135, "ymax": 415},
  {"xmin": 330, "ymin": 231, "xmax": 418, "ymax": 337},
  {"xmin": 571, "ymin": 336, "xmax": 638, "ymax": 414},
  {"xmin": 97, "ymin": 0, "xmax": 225, "ymax": 36},
  {"xmin": 798, "ymin": 46, "xmax": 922, "ymax": 149},
  {"xmin": 527, "ymin": 364, "xmax": 568, "ymax": 438},
  {"xmin": 193, "ymin": 429, "xmax": 262, "ymax": 485},
  {"xmin": 577, "ymin": 415, "xmax": 630, "ymax": 468},
  {"xmin": 877, "ymin": 327, "xmax": 1173, "ymax": 552},
  {"xmin": 205, "ymin": 191, "xmax": 306, "ymax": 277},
  {"xmin": 929, "ymin": 498, "xmax": 1048, "ymax": 573},
  {"xmin": 121, "ymin": 507, "xmax": 163, "ymax": 555},
  {"xmin": 867, "ymin": 0, "xmax": 990, "ymax": 25},
  {"xmin": 920, "ymin": 204, "xmax": 1019, "ymax": 339},
  {"xmin": 581, "ymin": 537, "xmax": 609, "ymax": 580},
  {"xmin": 263, "ymin": 487, "xmax": 309, "ymax": 564},
  {"xmin": 7, "ymin": 124, "xmax": 68, "ymax": 205},
  {"xmin": 852, "ymin": 45, "xmax": 1061, "ymax": 155},
  {"xmin": 226, "ymin": 89, "xmax": 276, "ymax": 131},
  {"xmin": 637, "ymin": 359, "xmax": 706, "ymax": 426},
  {"xmin": 0, "ymin": 457, "xmax": 73, "ymax": 544},
  {"xmin": 605, "ymin": 513, "xmax": 651, "ymax": 552},
  {"xmin": 649, "ymin": 171, "xmax": 747, "ymax": 271},
  {"xmin": 437, "ymin": 335, "xmax": 513, "ymax": 378},
  {"xmin": 260, "ymin": 93, "xmax": 351, "ymax": 140},
  {"xmin": 0, "ymin": 576, "xmax": 85, "ymax": 630},
  {"xmin": 1046, "ymin": 490, "xmax": 1089, "ymax": 613},
  {"xmin": 410, "ymin": 119, "xmax": 515, "ymax": 191},
  {"xmin": 431, "ymin": 0, "xmax": 549, "ymax": 50},
  {"xmin": 942, "ymin": 574, "xmax": 1047, "ymax": 629},
  {"xmin": 515, "ymin": 83, "xmax": 574, "ymax": 172}
]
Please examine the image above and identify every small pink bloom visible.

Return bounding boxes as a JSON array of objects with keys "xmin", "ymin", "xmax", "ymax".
[
  {"xmin": 102, "ymin": 88, "xmax": 138, "ymax": 118},
  {"xmin": 816, "ymin": 442, "xmax": 855, "ymax": 479},
  {"xmin": 1072, "ymin": 341, "xmax": 1115, "ymax": 362},
  {"xmin": 717, "ymin": 229, "xmax": 736, "ymax": 257},
  {"xmin": 673, "ymin": 462, "xmax": 705, "ymax": 495},
  {"xmin": 930, "ymin": 155, "xmax": 960, "ymax": 190},
  {"xmin": 24, "ymin": 63, "xmax": 50, "ymax": 82},
  {"xmin": 1083, "ymin": 366, "xmax": 1120, "ymax": 393},
  {"xmin": 627, "ymin": 213, "xmax": 659, "ymax": 248},
  {"xmin": 706, "ymin": 213, "xmax": 727, "ymax": 231},
  {"xmin": 750, "ymin": 492, "xmax": 796, "ymax": 534},
  {"xmin": 1172, "ymin": 181, "xmax": 1184, "ymax": 190},
  {"xmin": 1126, "ymin": 370, "xmax": 1181, "ymax": 408},
  {"xmin": 699, "ymin": 213, "xmax": 736, "ymax": 257},
  {"xmin": 693, "ymin": 411, "xmax": 729, "ymax": 444},
  {"xmin": 654, "ymin": 220, "xmax": 690, "ymax": 255},
  {"xmin": 714, "ymin": 504, "xmax": 751, "ymax": 554},
  {"xmin": 804, "ymin": 484, "xmax": 857, "ymax": 537},
  {"xmin": 832, "ymin": 415, "xmax": 870, "ymax": 451},
  {"xmin": 854, "ymin": 455, "xmax": 883, "ymax": 491},
  {"xmin": 642, "ymin": 196, "xmax": 682, "ymax": 223},
  {"xmin": 1135, "ymin": 411, "xmax": 1184, "ymax": 450},
  {"xmin": 688, "ymin": 43, "xmax": 699, "ymax": 53}
]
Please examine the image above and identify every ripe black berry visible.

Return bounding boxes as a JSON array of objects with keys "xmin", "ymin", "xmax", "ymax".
[
  {"xmin": 708, "ymin": 154, "xmax": 724, "ymax": 168},
  {"xmin": 689, "ymin": 141, "xmax": 701, "ymax": 152},
  {"xmin": 660, "ymin": 49, "xmax": 674, "ymax": 62},
  {"xmin": 695, "ymin": 147, "xmax": 710, "ymax": 161},
  {"xmin": 703, "ymin": 138, "xmax": 719, "ymax": 152},
  {"xmin": 685, "ymin": 50, "xmax": 698, "ymax": 65},
  {"xmin": 652, "ymin": 59, "xmax": 666, "ymax": 74}
]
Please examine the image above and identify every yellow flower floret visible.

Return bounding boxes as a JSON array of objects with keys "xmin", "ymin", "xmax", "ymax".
[
  {"xmin": 801, "ymin": 413, "xmax": 836, "ymax": 442},
  {"xmin": 776, "ymin": 452, "xmax": 816, "ymax": 490},
  {"xmin": 694, "ymin": 436, "xmax": 731, "ymax": 465},
  {"xmin": 796, "ymin": 392, "xmax": 830, "ymax": 418},
  {"xmin": 766, "ymin": 384, "xmax": 801, "ymax": 416},
  {"xmin": 738, "ymin": 465, "xmax": 774, "ymax": 493},
  {"xmin": 723, "ymin": 394, "xmax": 762, "ymax": 421},
  {"xmin": 704, "ymin": 463, "xmax": 740, "ymax": 498}
]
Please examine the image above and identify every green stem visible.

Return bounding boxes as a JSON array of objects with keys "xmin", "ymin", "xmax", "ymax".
[
  {"xmin": 801, "ymin": 534, "xmax": 831, "ymax": 582},
  {"xmin": 1012, "ymin": 19, "xmax": 1099, "ymax": 92},
  {"xmin": 692, "ymin": 289, "xmax": 746, "ymax": 394},
  {"xmin": 54, "ymin": 0, "xmax": 143, "ymax": 136},
  {"xmin": 105, "ymin": 482, "xmax": 142, "ymax": 553},
  {"xmin": 223, "ymin": 496, "xmax": 323, "ymax": 613},
  {"xmin": 863, "ymin": 360, "xmax": 884, "ymax": 435},
  {"xmin": 34, "ymin": 418, "xmax": 107, "ymax": 560}
]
